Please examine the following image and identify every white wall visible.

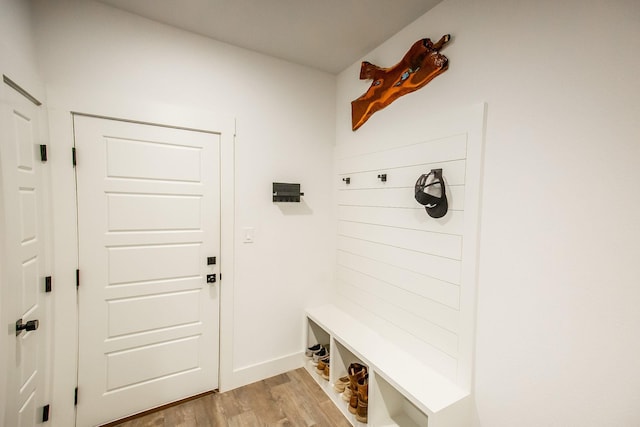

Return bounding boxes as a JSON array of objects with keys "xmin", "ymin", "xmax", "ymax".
[
  {"xmin": 336, "ymin": 0, "xmax": 640, "ymax": 425},
  {"xmin": 32, "ymin": 1, "xmax": 336, "ymax": 424},
  {"xmin": 17, "ymin": 0, "xmax": 640, "ymax": 425},
  {"xmin": 0, "ymin": 0, "xmax": 43, "ymax": 100}
]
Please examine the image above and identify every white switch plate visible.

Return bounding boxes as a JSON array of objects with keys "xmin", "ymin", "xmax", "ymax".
[{"xmin": 243, "ymin": 227, "xmax": 255, "ymax": 243}]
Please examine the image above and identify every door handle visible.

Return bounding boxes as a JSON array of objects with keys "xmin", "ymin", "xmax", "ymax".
[{"xmin": 16, "ymin": 318, "xmax": 39, "ymax": 336}]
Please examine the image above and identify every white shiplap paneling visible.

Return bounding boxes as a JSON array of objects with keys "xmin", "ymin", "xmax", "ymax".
[
  {"xmin": 338, "ymin": 220, "xmax": 462, "ymax": 259},
  {"xmin": 337, "ymin": 280, "xmax": 459, "ymax": 357},
  {"xmin": 338, "ymin": 235, "xmax": 461, "ymax": 284},
  {"xmin": 336, "ymin": 133, "xmax": 467, "ymax": 175},
  {"xmin": 334, "ymin": 104, "xmax": 484, "ymax": 389},
  {"xmin": 337, "ymin": 250, "xmax": 460, "ymax": 309},
  {"xmin": 337, "ymin": 265, "xmax": 460, "ymax": 333},
  {"xmin": 338, "ymin": 185, "xmax": 465, "ymax": 210},
  {"xmin": 338, "ymin": 205, "xmax": 464, "ymax": 235}
]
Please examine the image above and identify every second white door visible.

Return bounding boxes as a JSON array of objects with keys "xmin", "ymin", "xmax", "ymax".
[
  {"xmin": 1, "ymin": 81, "xmax": 50, "ymax": 427},
  {"xmin": 73, "ymin": 115, "xmax": 221, "ymax": 427}
]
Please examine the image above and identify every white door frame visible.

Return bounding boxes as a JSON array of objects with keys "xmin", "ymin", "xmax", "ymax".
[{"xmin": 46, "ymin": 90, "xmax": 236, "ymax": 427}]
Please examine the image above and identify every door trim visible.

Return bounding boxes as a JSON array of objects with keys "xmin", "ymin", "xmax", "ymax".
[
  {"xmin": 3, "ymin": 74, "xmax": 43, "ymax": 106},
  {"xmin": 71, "ymin": 111, "xmax": 221, "ymax": 135},
  {"xmin": 47, "ymin": 94, "xmax": 236, "ymax": 427}
]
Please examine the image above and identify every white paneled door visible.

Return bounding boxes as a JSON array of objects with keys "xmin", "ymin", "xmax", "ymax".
[
  {"xmin": 73, "ymin": 116, "xmax": 221, "ymax": 426},
  {"xmin": 0, "ymin": 84, "xmax": 50, "ymax": 427}
]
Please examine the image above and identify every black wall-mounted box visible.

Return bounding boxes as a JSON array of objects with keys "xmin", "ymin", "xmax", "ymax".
[{"xmin": 273, "ymin": 182, "xmax": 304, "ymax": 202}]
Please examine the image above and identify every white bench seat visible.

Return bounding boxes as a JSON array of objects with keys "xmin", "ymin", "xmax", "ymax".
[{"xmin": 306, "ymin": 304, "xmax": 471, "ymax": 427}]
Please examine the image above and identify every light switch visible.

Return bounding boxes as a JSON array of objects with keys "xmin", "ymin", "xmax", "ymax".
[{"xmin": 243, "ymin": 227, "xmax": 255, "ymax": 243}]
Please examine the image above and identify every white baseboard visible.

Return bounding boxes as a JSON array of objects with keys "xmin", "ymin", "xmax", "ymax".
[{"xmin": 222, "ymin": 351, "xmax": 304, "ymax": 392}]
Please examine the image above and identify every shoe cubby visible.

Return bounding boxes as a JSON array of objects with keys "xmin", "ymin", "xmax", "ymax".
[
  {"xmin": 306, "ymin": 317, "xmax": 330, "ymax": 351},
  {"xmin": 304, "ymin": 318, "xmax": 332, "ymax": 391},
  {"xmin": 305, "ymin": 305, "xmax": 471, "ymax": 427},
  {"xmin": 370, "ymin": 373, "xmax": 427, "ymax": 427},
  {"xmin": 331, "ymin": 339, "xmax": 369, "ymax": 426},
  {"xmin": 331, "ymin": 338, "xmax": 365, "ymax": 385}
]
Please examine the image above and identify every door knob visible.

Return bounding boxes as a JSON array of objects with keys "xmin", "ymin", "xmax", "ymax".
[{"xmin": 16, "ymin": 318, "xmax": 39, "ymax": 336}]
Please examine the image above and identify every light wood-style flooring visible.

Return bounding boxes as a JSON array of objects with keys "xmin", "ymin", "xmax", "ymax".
[{"xmin": 109, "ymin": 368, "xmax": 350, "ymax": 427}]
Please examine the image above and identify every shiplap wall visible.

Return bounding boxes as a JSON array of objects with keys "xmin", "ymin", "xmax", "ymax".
[{"xmin": 334, "ymin": 105, "xmax": 485, "ymax": 390}]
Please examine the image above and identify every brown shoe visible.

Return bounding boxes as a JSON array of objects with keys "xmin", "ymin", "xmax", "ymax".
[
  {"xmin": 355, "ymin": 373, "xmax": 369, "ymax": 423},
  {"xmin": 321, "ymin": 363, "xmax": 330, "ymax": 381},
  {"xmin": 349, "ymin": 391, "xmax": 359, "ymax": 414},
  {"xmin": 316, "ymin": 355, "xmax": 330, "ymax": 375},
  {"xmin": 347, "ymin": 363, "xmax": 366, "ymax": 414}
]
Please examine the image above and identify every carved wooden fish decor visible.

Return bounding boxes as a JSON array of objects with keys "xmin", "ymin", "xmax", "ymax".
[{"xmin": 351, "ymin": 34, "xmax": 451, "ymax": 131}]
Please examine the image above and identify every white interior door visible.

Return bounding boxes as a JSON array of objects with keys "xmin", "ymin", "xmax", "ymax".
[
  {"xmin": 74, "ymin": 115, "xmax": 221, "ymax": 426},
  {"xmin": 0, "ymin": 84, "xmax": 50, "ymax": 427}
]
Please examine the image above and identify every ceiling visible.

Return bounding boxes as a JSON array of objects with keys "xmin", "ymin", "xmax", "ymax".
[{"xmin": 99, "ymin": 0, "xmax": 443, "ymax": 74}]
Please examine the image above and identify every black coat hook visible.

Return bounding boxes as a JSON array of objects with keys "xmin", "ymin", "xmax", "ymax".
[
  {"xmin": 377, "ymin": 173, "xmax": 387, "ymax": 182},
  {"xmin": 342, "ymin": 177, "xmax": 351, "ymax": 184}
]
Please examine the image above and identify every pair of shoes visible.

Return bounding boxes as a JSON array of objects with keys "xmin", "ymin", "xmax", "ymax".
[
  {"xmin": 355, "ymin": 373, "xmax": 369, "ymax": 423},
  {"xmin": 315, "ymin": 354, "xmax": 330, "ymax": 381},
  {"xmin": 333, "ymin": 375, "xmax": 349, "ymax": 393},
  {"xmin": 342, "ymin": 362, "xmax": 365, "ymax": 402},
  {"xmin": 306, "ymin": 344, "xmax": 329, "ymax": 365},
  {"xmin": 346, "ymin": 363, "xmax": 367, "ymax": 415},
  {"xmin": 316, "ymin": 355, "xmax": 329, "ymax": 375},
  {"xmin": 306, "ymin": 343, "xmax": 329, "ymax": 359},
  {"xmin": 305, "ymin": 343, "xmax": 323, "ymax": 357},
  {"xmin": 312, "ymin": 346, "xmax": 329, "ymax": 366}
]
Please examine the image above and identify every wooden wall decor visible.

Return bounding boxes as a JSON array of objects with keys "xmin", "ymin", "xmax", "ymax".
[{"xmin": 351, "ymin": 34, "xmax": 451, "ymax": 131}]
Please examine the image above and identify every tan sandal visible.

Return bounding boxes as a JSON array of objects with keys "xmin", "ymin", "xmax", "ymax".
[
  {"xmin": 333, "ymin": 375, "xmax": 349, "ymax": 393},
  {"xmin": 341, "ymin": 385, "xmax": 352, "ymax": 402}
]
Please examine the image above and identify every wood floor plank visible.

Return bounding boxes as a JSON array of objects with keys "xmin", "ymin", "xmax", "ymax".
[
  {"xmin": 263, "ymin": 372, "xmax": 291, "ymax": 388},
  {"xmin": 108, "ymin": 369, "xmax": 349, "ymax": 427},
  {"xmin": 319, "ymin": 400, "xmax": 352, "ymax": 427},
  {"xmin": 206, "ymin": 393, "xmax": 231, "ymax": 426},
  {"xmin": 280, "ymin": 370, "xmax": 343, "ymax": 427},
  {"xmin": 192, "ymin": 395, "xmax": 214, "ymax": 427},
  {"xmin": 288, "ymin": 368, "xmax": 329, "ymax": 406},
  {"xmin": 233, "ymin": 380, "xmax": 285, "ymax": 424},
  {"xmin": 218, "ymin": 392, "xmax": 242, "ymax": 419},
  {"xmin": 269, "ymin": 383, "xmax": 313, "ymax": 426},
  {"xmin": 227, "ymin": 410, "xmax": 260, "ymax": 427}
]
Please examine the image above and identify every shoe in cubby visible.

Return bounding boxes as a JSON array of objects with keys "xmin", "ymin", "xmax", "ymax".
[
  {"xmin": 305, "ymin": 343, "xmax": 323, "ymax": 358},
  {"xmin": 355, "ymin": 373, "xmax": 369, "ymax": 423}
]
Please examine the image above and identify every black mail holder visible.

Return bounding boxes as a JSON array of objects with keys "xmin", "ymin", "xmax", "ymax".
[{"xmin": 273, "ymin": 182, "xmax": 304, "ymax": 202}]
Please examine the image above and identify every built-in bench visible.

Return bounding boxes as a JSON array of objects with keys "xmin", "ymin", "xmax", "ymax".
[{"xmin": 305, "ymin": 304, "xmax": 471, "ymax": 427}]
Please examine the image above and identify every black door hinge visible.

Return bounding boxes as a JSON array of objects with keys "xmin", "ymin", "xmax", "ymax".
[
  {"xmin": 76, "ymin": 269, "xmax": 80, "ymax": 288},
  {"xmin": 45, "ymin": 276, "xmax": 52, "ymax": 293},
  {"xmin": 72, "ymin": 147, "xmax": 77, "ymax": 167},
  {"xmin": 40, "ymin": 145, "xmax": 48, "ymax": 162},
  {"xmin": 42, "ymin": 404, "xmax": 50, "ymax": 422},
  {"xmin": 74, "ymin": 387, "xmax": 78, "ymax": 406}
]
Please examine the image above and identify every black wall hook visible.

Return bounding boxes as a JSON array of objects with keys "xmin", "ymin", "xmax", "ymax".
[
  {"xmin": 377, "ymin": 173, "xmax": 387, "ymax": 182},
  {"xmin": 342, "ymin": 177, "xmax": 351, "ymax": 184}
]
